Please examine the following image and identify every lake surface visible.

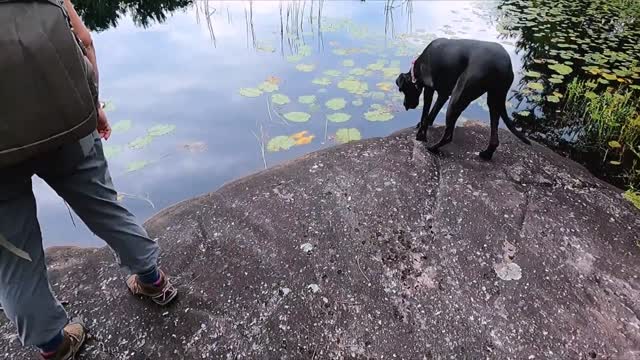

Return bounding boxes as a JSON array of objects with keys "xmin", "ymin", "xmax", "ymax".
[{"xmin": 34, "ymin": 0, "xmax": 637, "ymax": 247}]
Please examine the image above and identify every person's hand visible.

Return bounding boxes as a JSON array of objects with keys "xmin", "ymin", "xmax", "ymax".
[{"xmin": 97, "ymin": 106, "xmax": 111, "ymax": 140}]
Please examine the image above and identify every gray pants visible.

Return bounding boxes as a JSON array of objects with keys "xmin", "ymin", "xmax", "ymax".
[{"xmin": 0, "ymin": 132, "xmax": 159, "ymax": 347}]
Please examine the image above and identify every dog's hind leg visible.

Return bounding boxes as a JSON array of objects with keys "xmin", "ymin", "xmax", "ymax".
[
  {"xmin": 417, "ymin": 90, "xmax": 446, "ymax": 142},
  {"xmin": 479, "ymin": 90, "xmax": 505, "ymax": 160}
]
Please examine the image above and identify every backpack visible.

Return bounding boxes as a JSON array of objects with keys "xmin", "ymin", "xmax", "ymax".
[{"xmin": 0, "ymin": 0, "xmax": 99, "ymax": 169}]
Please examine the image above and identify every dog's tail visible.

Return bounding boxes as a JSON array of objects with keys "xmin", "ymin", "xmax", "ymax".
[{"xmin": 500, "ymin": 107, "xmax": 531, "ymax": 145}]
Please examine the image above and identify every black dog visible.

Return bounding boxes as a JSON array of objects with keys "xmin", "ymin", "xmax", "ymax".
[{"xmin": 396, "ymin": 38, "xmax": 530, "ymax": 160}]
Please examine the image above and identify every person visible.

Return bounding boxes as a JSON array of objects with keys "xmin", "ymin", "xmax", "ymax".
[{"xmin": 0, "ymin": 1, "xmax": 178, "ymax": 359}]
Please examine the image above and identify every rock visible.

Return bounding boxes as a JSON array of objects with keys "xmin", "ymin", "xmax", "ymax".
[{"xmin": 1, "ymin": 125, "xmax": 639, "ymax": 359}]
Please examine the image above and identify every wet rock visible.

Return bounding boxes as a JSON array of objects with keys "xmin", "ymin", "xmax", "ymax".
[{"xmin": 1, "ymin": 125, "xmax": 639, "ymax": 359}]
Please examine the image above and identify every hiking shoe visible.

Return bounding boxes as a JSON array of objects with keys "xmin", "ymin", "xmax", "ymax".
[
  {"xmin": 126, "ymin": 269, "xmax": 178, "ymax": 306},
  {"xmin": 41, "ymin": 321, "xmax": 86, "ymax": 360}
]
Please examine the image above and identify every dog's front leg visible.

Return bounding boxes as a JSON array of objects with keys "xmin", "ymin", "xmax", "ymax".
[{"xmin": 416, "ymin": 87, "xmax": 434, "ymax": 129}]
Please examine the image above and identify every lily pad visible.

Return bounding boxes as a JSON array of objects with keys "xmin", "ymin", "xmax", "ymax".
[
  {"xmin": 111, "ymin": 120, "xmax": 132, "ymax": 133},
  {"xmin": 376, "ymin": 82, "xmax": 394, "ymax": 92},
  {"xmin": 337, "ymin": 79, "xmax": 368, "ymax": 95},
  {"xmin": 343, "ymin": 59, "xmax": 355, "ymax": 67},
  {"xmin": 267, "ymin": 135, "xmax": 296, "ymax": 152},
  {"xmin": 296, "ymin": 64, "xmax": 316, "ymax": 72},
  {"xmin": 283, "ymin": 112, "xmax": 311, "ymax": 123},
  {"xmin": 126, "ymin": 160, "xmax": 150, "ymax": 173},
  {"xmin": 102, "ymin": 101, "xmax": 116, "ymax": 112},
  {"xmin": 548, "ymin": 63, "xmax": 573, "ymax": 75},
  {"xmin": 601, "ymin": 73, "xmax": 617, "ymax": 81},
  {"xmin": 103, "ymin": 145, "xmax": 122, "ymax": 159},
  {"xmin": 272, "ymin": 94, "xmax": 290, "ymax": 105},
  {"xmin": 325, "ymin": 98, "xmax": 347, "ymax": 111},
  {"xmin": 239, "ymin": 88, "xmax": 263, "ymax": 97},
  {"xmin": 352, "ymin": 98, "xmax": 364, "ymax": 107},
  {"xmin": 148, "ymin": 124, "xmax": 176, "ymax": 137},
  {"xmin": 382, "ymin": 67, "xmax": 402, "ymax": 79},
  {"xmin": 365, "ymin": 106, "xmax": 394, "ymax": 122},
  {"xmin": 326, "ymin": 113, "xmax": 351, "ymax": 123},
  {"xmin": 286, "ymin": 54, "xmax": 304, "ymax": 63},
  {"xmin": 549, "ymin": 78, "xmax": 564, "ymax": 84},
  {"xmin": 298, "ymin": 95, "xmax": 316, "ymax": 104},
  {"xmin": 527, "ymin": 82, "xmax": 544, "ymax": 91},
  {"xmin": 349, "ymin": 68, "xmax": 367, "ymax": 76},
  {"xmin": 369, "ymin": 92, "xmax": 386, "ymax": 100},
  {"xmin": 608, "ymin": 140, "xmax": 622, "ymax": 149},
  {"xmin": 546, "ymin": 95, "xmax": 561, "ymax": 103},
  {"xmin": 128, "ymin": 135, "xmax": 153, "ymax": 150},
  {"xmin": 335, "ymin": 128, "xmax": 362, "ymax": 144},
  {"xmin": 312, "ymin": 77, "xmax": 332, "ymax": 86},
  {"xmin": 324, "ymin": 70, "xmax": 341, "ymax": 77},
  {"xmin": 333, "ymin": 49, "xmax": 348, "ymax": 56},
  {"xmin": 517, "ymin": 110, "xmax": 531, "ymax": 116},
  {"xmin": 258, "ymin": 82, "xmax": 279, "ymax": 93},
  {"xmin": 524, "ymin": 70, "xmax": 542, "ymax": 78}
]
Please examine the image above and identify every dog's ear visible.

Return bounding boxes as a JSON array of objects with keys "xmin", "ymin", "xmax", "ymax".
[{"xmin": 396, "ymin": 73, "xmax": 409, "ymax": 91}]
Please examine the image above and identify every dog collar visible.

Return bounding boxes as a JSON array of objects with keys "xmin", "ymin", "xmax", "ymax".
[{"xmin": 411, "ymin": 59, "xmax": 417, "ymax": 84}]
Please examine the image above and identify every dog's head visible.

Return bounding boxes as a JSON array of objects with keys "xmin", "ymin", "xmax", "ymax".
[{"xmin": 395, "ymin": 72, "xmax": 421, "ymax": 110}]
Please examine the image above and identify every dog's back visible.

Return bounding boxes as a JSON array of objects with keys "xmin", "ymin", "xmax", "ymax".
[{"xmin": 421, "ymin": 38, "xmax": 513, "ymax": 93}]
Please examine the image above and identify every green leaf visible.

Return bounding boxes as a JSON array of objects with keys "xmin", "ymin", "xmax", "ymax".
[
  {"xmin": 103, "ymin": 145, "xmax": 122, "ymax": 159},
  {"xmin": 258, "ymin": 82, "xmax": 279, "ymax": 93},
  {"xmin": 585, "ymin": 91, "xmax": 598, "ymax": 99},
  {"xmin": 352, "ymin": 98, "xmax": 364, "ymax": 107},
  {"xmin": 546, "ymin": 95, "xmax": 560, "ymax": 103},
  {"xmin": 239, "ymin": 88, "xmax": 263, "ymax": 97},
  {"xmin": 128, "ymin": 135, "xmax": 153, "ymax": 150},
  {"xmin": 608, "ymin": 140, "xmax": 622, "ymax": 149},
  {"xmin": 323, "ymin": 70, "xmax": 341, "ymax": 77},
  {"xmin": 272, "ymin": 93, "xmax": 291, "ymax": 105},
  {"xmin": 342, "ymin": 59, "xmax": 355, "ymax": 67},
  {"xmin": 524, "ymin": 70, "xmax": 542, "ymax": 78},
  {"xmin": 335, "ymin": 128, "xmax": 362, "ymax": 144},
  {"xmin": 549, "ymin": 78, "xmax": 564, "ymax": 84},
  {"xmin": 337, "ymin": 79, "xmax": 368, "ymax": 95},
  {"xmin": 349, "ymin": 68, "xmax": 367, "ymax": 76},
  {"xmin": 630, "ymin": 85, "xmax": 640, "ymax": 90},
  {"xmin": 111, "ymin": 120, "xmax": 132, "ymax": 133},
  {"xmin": 325, "ymin": 98, "xmax": 347, "ymax": 111},
  {"xmin": 601, "ymin": 73, "xmax": 617, "ymax": 81},
  {"xmin": 283, "ymin": 112, "xmax": 311, "ymax": 123},
  {"xmin": 267, "ymin": 135, "xmax": 296, "ymax": 152},
  {"xmin": 296, "ymin": 64, "xmax": 316, "ymax": 72},
  {"xmin": 517, "ymin": 110, "xmax": 531, "ymax": 116},
  {"xmin": 326, "ymin": 112, "xmax": 351, "ymax": 123},
  {"xmin": 298, "ymin": 95, "xmax": 316, "ymax": 104},
  {"xmin": 548, "ymin": 63, "xmax": 573, "ymax": 75},
  {"xmin": 102, "ymin": 101, "xmax": 116, "ymax": 112},
  {"xmin": 527, "ymin": 82, "xmax": 544, "ymax": 91},
  {"xmin": 623, "ymin": 190, "xmax": 640, "ymax": 209},
  {"xmin": 126, "ymin": 160, "xmax": 150, "ymax": 173},
  {"xmin": 312, "ymin": 77, "xmax": 332, "ymax": 86},
  {"xmin": 365, "ymin": 106, "xmax": 394, "ymax": 122},
  {"xmin": 148, "ymin": 124, "xmax": 176, "ymax": 137},
  {"xmin": 286, "ymin": 54, "xmax": 304, "ymax": 63}
]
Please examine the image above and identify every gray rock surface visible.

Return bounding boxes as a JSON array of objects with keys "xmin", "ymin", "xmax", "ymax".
[{"xmin": 2, "ymin": 124, "xmax": 639, "ymax": 359}]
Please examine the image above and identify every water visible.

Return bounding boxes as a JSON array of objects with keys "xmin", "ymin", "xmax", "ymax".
[{"xmin": 34, "ymin": 0, "xmax": 620, "ymax": 247}]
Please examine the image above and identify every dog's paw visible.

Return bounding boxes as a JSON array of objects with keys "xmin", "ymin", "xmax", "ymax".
[
  {"xmin": 416, "ymin": 132, "xmax": 427, "ymax": 142},
  {"xmin": 478, "ymin": 150, "xmax": 493, "ymax": 161}
]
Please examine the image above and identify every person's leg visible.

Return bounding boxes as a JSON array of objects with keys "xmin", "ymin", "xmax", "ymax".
[
  {"xmin": 0, "ymin": 176, "xmax": 68, "ymax": 350},
  {"xmin": 37, "ymin": 133, "xmax": 160, "ymax": 276},
  {"xmin": 37, "ymin": 133, "xmax": 176, "ymax": 305}
]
